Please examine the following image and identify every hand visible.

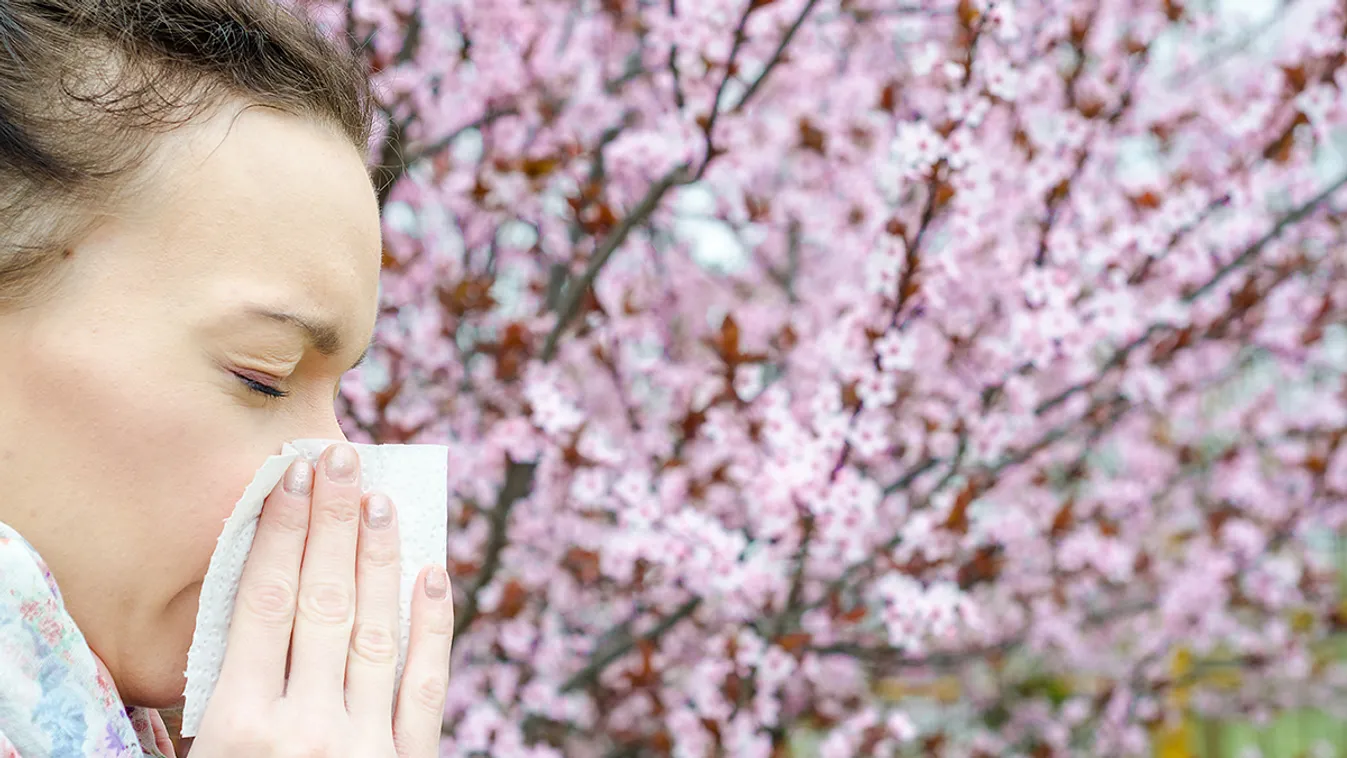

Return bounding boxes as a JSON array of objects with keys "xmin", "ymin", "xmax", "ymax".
[{"xmin": 183, "ymin": 443, "xmax": 454, "ymax": 757}]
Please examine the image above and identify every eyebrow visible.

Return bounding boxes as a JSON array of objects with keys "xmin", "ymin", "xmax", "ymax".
[{"xmin": 245, "ymin": 306, "xmax": 370, "ymax": 370}]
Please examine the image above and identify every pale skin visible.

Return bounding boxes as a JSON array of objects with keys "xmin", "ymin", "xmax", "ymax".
[{"xmin": 0, "ymin": 102, "xmax": 452, "ymax": 754}]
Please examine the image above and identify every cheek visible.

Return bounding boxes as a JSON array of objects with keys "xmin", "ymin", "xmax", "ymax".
[{"xmin": 20, "ymin": 332, "xmax": 256, "ymax": 581}]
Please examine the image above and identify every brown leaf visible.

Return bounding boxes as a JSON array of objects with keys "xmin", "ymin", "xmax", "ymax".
[
  {"xmin": 1133, "ymin": 551, "xmax": 1151, "ymax": 574},
  {"xmin": 745, "ymin": 195, "xmax": 771, "ymax": 221},
  {"xmin": 798, "ymin": 118, "xmax": 827, "ymax": 154},
  {"xmin": 563, "ymin": 547, "xmax": 601, "ymax": 584},
  {"xmin": 496, "ymin": 579, "xmax": 528, "ymax": 619},
  {"xmin": 520, "ymin": 156, "xmax": 560, "ymax": 178},
  {"xmin": 836, "ymin": 605, "xmax": 868, "ymax": 624},
  {"xmin": 1263, "ymin": 114, "xmax": 1308, "ymax": 163},
  {"xmin": 1281, "ymin": 65, "xmax": 1308, "ymax": 92},
  {"xmin": 1133, "ymin": 189, "xmax": 1161, "ymax": 209},
  {"xmin": 1229, "ymin": 276, "xmax": 1261, "ymax": 311},
  {"xmin": 956, "ymin": 0, "xmax": 979, "ymax": 26},
  {"xmin": 956, "ymin": 545, "xmax": 1004, "ymax": 589},
  {"xmin": 719, "ymin": 314, "xmax": 742, "ymax": 361},
  {"xmin": 1078, "ymin": 95, "xmax": 1106, "ymax": 119},
  {"xmin": 1049, "ymin": 498, "xmax": 1075, "ymax": 539},
  {"xmin": 879, "ymin": 81, "xmax": 899, "ymax": 112},
  {"xmin": 943, "ymin": 481, "xmax": 978, "ymax": 535},
  {"xmin": 776, "ymin": 631, "xmax": 811, "ymax": 654},
  {"xmin": 933, "ymin": 180, "xmax": 956, "ymax": 210},
  {"xmin": 438, "ymin": 277, "xmax": 496, "ymax": 315}
]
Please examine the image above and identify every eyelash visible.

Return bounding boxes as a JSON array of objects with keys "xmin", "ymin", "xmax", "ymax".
[{"xmin": 234, "ymin": 372, "xmax": 290, "ymax": 400}]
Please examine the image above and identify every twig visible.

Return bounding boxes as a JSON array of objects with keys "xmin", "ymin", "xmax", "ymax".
[
  {"xmin": 1033, "ymin": 54, "xmax": 1143, "ymax": 267},
  {"xmin": 541, "ymin": 166, "xmax": 689, "ymax": 361},
  {"xmin": 404, "ymin": 106, "xmax": 519, "ymax": 167},
  {"xmin": 452, "ymin": 459, "xmax": 538, "ymax": 637},
  {"xmin": 1036, "ymin": 170, "xmax": 1347, "ymax": 417},
  {"xmin": 1162, "ymin": 2, "xmax": 1289, "ymax": 89},
  {"xmin": 1186, "ymin": 171, "xmax": 1347, "ymax": 303},
  {"xmin": 810, "ymin": 600, "xmax": 1156, "ymax": 672},
  {"xmin": 668, "ymin": 0, "xmax": 685, "ymax": 109},
  {"xmin": 559, "ymin": 597, "xmax": 702, "ymax": 693},
  {"xmin": 729, "ymin": 0, "xmax": 823, "ymax": 115},
  {"xmin": 694, "ymin": 0, "xmax": 757, "ymax": 181}
]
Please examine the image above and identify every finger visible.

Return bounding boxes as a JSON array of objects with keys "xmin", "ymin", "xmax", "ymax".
[
  {"xmin": 218, "ymin": 458, "xmax": 313, "ymax": 699},
  {"xmin": 392, "ymin": 565, "xmax": 453, "ymax": 758},
  {"xmin": 345, "ymin": 492, "xmax": 401, "ymax": 729},
  {"xmin": 287, "ymin": 442, "xmax": 362, "ymax": 701}
]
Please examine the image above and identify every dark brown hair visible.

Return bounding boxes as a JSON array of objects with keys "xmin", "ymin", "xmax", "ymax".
[{"xmin": 0, "ymin": 0, "xmax": 373, "ymax": 305}]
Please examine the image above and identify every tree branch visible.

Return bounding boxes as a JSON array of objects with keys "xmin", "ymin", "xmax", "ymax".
[
  {"xmin": 730, "ymin": 0, "xmax": 823, "ymax": 115},
  {"xmin": 1186, "ymin": 171, "xmax": 1347, "ymax": 303},
  {"xmin": 1036, "ymin": 169, "xmax": 1347, "ymax": 417},
  {"xmin": 374, "ymin": 107, "xmax": 518, "ymax": 207},
  {"xmin": 693, "ymin": 1, "xmax": 756, "ymax": 182},
  {"xmin": 541, "ymin": 166, "xmax": 689, "ymax": 361},
  {"xmin": 559, "ymin": 597, "xmax": 702, "ymax": 693},
  {"xmin": 452, "ymin": 459, "xmax": 538, "ymax": 637}
]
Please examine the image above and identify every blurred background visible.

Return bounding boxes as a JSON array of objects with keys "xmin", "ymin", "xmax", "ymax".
[{"xmin": 264, "ymin": 0, "xmax": 1347, "ymax": 754}]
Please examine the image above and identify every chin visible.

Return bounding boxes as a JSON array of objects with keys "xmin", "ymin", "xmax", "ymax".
[
  {"xmin": 121, "ymin": 591, "xmax": 197, "ymax": 709},
  {"xmin": 119, "ymin": 668, "xmax": 188, "ymax": 710}
]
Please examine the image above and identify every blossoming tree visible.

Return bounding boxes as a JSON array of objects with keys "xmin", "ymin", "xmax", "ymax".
[{"xmin": 298, "ymin": 0, "xmax": 1347, "ymax": 754}]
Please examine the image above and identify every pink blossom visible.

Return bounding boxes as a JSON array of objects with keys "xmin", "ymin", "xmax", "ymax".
[{"xmin": 325, "ymin": 0, "xmax": 1347, "ymax": 751}]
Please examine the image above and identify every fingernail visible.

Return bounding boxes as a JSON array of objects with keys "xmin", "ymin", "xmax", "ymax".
[
  {"xmin": 283, "ymin": 459, "xmax": 312, "ymax": 495},
  {"xmin": 326, "ymin": 443, "xmax": 359, "ymax": 483},
  {"xmin": 425, "ymin": 566, "xmax": 448, "ymax": 599},
  {"xmin": 363, "ymin": 493, "xmax": 393, "ymax": 529}
]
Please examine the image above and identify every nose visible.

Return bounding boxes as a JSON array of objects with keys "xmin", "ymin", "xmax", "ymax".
[
  {"xmin": 316, "ymin": 415, "xmax": 350, "ymax": 445},
  {"xmin": 295, "ymin": 403, "xmax": 351, "ymax": 446}
]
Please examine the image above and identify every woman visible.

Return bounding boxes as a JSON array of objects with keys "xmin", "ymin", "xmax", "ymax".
[{"xmin": 0, "ymin": 0, "xmax": 453, "ymax": 755}]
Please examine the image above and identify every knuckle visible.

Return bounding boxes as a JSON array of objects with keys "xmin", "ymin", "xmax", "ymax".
[
  {"xmin": 315, "ymin": 494, "xmax": 360, "ymax": 525},
  {"xmin": 424, "ymin": 599, "xmax": 455, "ymax": 637},
  {"xmin": 263, "ymin": 492, "xmax": 310, "ymax": 533},
  {"xmin": 350, "ymin": 621, "xmax": 398, "ymax": 665},
  {"xmin": 360, "ymin": 535, "xmax": 399, "ymax": 569},
  {"xmin": 240, "ymin": 575, "xmax": 297, "ymax": 625},
  {"xmin": 411, "ymin": 673, "xmax": 446, "ymax": 713},
  {"xmin": 297, "ymin": 580, "xmax": 353, "ymax": 625}
]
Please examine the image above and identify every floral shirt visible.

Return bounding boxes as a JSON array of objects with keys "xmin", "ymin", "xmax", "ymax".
[{"xmin": 0, "ymin": 522, "xmax": 176, "ymax": 758}]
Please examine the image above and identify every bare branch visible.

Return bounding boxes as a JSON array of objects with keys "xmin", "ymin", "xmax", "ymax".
[
  {"xmin": 374, "ymin": 107, "xmax": 519, "ymax": 207},
  {"xmin": 541, "ymin": 166, "xmax": 689, "ymax": 361},
  {"xmin": 694, "ymin": 1, "xmax": 757, "ymax": 182},
  {"xmin": 1036, "ymin": 169, "xmax": 1347, "ymax": 417},
  {"xmin": 730, "ymin": 0, "xmax": 823, "ymax": 115},
  {"xmin": 1186, "ymin": 171, "xmax": 1347, "ymax": 303},
  {"xmin": 452, "ymin": 459, "xmax": 538, "ymax": 637},
  {"xmin": 667, "ymin": 0, "xmax": 686, "ymax": 109},
  {"xmin": 560, "ymin": 597, "xmax": 702, "ymax": 693},
  {"xmin": 811, "ymin": 600, "xmax": 1155, "ymax": 670},
  {"xmin": 404, "ymin": 106, "xmax": 520, "ymax": 168}
]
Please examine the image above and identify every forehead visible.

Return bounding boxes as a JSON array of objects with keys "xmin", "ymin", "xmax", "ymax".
[{"xmin": 138, "ymin": 104, "xmax": 382, "ymax": 326}]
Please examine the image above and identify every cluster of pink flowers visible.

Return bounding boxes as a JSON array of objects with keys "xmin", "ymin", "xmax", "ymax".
[{"xmin": 296, "ymin": 0, "xmax": 1347, "ymax": 754}]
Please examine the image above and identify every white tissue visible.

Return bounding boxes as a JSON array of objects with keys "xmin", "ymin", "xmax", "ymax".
[{"xmin": 179, "ymin": 439, "xmax": 448, "ymax": 738}]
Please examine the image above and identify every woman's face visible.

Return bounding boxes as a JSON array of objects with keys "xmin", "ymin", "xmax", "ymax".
[{"xmin": 0, "ymin": 104, "xmax": 383, "ymax": 707}]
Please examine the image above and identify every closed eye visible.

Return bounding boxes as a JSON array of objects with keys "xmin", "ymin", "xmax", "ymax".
[{"xmin": 233, "ymin": 371, "xmax": 289, "ymax": 400}]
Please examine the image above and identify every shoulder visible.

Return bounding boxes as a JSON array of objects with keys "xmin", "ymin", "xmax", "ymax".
[
  {"xmin": 0, "ymin": 522, "xmax": 63, "ymax": 606},
  {"xmin": 0, "ymin": 522, "xmax": 144, "ymax": 757}
]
